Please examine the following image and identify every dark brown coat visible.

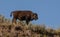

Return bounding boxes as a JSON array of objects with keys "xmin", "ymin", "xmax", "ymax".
[{"xmin": 10, "ymin": 10, "xmax": 38, "ymax": 25}]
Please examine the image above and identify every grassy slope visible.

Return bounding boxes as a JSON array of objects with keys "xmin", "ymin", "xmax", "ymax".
[{"xmin": 0, "ymin": 15, "xmax": 60, "ymax": 37}]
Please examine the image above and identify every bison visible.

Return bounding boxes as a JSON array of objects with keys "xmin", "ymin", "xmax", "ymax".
[{"xmin": 10, "ymin": 10, "xmax": 38, "ymax": 25}]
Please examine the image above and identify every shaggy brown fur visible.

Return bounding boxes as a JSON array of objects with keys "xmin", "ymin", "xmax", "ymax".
[{"xmin": 10, "ymin": 10, "xmax": 38, "ymax": 25}]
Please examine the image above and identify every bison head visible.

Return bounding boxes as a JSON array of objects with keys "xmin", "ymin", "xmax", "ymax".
[{"xmin": 31, "ymin": 13, "xmax": 38, "ymax": 20}]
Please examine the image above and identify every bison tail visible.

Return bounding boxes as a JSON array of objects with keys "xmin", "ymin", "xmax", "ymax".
[{"xmin": 10, "ymin": 12, "xmax": 13, "ymax": 17}]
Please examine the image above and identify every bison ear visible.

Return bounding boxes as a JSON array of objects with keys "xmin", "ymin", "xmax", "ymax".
[{"xmin": 33, "ymin": 13, "xmax": 37, "ymax": 15}]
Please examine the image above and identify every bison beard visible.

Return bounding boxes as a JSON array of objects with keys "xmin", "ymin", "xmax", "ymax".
[{"xmin": 10, "ymin": 10, "xmax": 38, "ymax": 25}]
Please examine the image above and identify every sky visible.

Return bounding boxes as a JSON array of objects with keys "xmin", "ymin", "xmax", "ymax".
[{"xmin": 0, "ymin": 0, "xmax": 60, "ymax": 29}]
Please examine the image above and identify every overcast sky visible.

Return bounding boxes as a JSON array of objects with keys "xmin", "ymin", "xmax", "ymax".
[{"xmin": 0, "ymin": 0, "xmax": 60, "ymax": 29}]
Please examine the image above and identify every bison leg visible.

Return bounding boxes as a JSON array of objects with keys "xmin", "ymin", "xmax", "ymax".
[
  {"xmin": 26, "ymin": 20, "xmax": 29, "ymax": 25},
  {"xmin": 12, "ymin": 18, "xmax": 17, "ymax": 24}
]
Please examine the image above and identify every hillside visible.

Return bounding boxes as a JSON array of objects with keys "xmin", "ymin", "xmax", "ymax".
[{"xmin": 0, "ymin": 15, "xmax": 60, "ymax": 37}]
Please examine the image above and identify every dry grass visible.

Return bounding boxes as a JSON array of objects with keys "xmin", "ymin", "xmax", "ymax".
[{"xmin": 0, "ymin": 15, "xmax": 60, "ymax": 37}]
